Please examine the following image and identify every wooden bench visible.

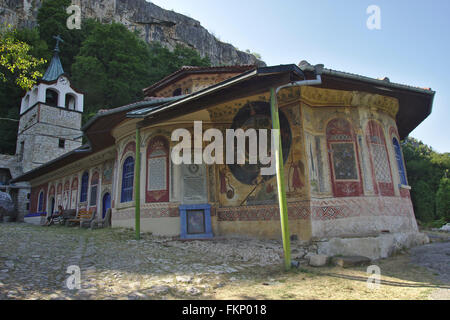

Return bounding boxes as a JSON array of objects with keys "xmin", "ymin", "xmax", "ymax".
[{"xmin": 65, "ymin": 209, "xmax": 95, "ymax": 227}]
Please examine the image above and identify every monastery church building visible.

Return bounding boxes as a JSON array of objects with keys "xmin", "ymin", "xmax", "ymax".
[{"xmin": 10, "ymin": 43, "xmax": 435, "ymax": 253}]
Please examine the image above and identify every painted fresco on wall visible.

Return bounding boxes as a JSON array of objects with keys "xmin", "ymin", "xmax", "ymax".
[
  {"xmin": 366, "ymin": 120, "xmax": 395, "ymax": 196},
  {"xmin": 228, "ymin": 101, "xmax": 292, "ymax": 186},
  {"xmin": 330, "ymin": 143, "xmax": 358, "ymax": 180},
  {"xmin": 102, "ymin": 160, "xmax": 113, "ymax": 185},
  {"xmin": 208, "ymin": 95, "xmax": 306, "ymax": 207},
  {"xmin": 56, "ymin": 183, "xmax": 62, "ymax": 208},
  {"xmin": 63, "ymin": 181, "xmax": 70, "ymax": 209},
  {"xmin": 326, "ymin": 118, "xmax": 363, "ymax": 197},
  {"xmin": 71, "ymin": 177, "xmax": 78, "ymax": 209},
  {"xmin": 146, "ymin": 136, "xmax": 170, "ymax": 203}
]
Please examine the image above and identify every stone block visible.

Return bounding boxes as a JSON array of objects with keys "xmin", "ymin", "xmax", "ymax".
[
  {"xmin": 332, "ymin": 256, "xmax": 371, "ymax": 268},
  {"xmin": 309, "ymin": 254, "xmax": 328, "ymax": 267}
]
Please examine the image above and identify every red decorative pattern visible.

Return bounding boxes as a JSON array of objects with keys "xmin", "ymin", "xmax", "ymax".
[
  {"xmin": 114, "ymin": 206, "xmax": 180, "ymax": 220},
  {"xmin": 49, "ymin": 185, "xmax": 55, "ymax": 196},
  {"xmin": 121, "ymin": 141, "xmax": 136, "ymax": 161},
  {"xmin": 217, "ymin": 203, "xmax": 311, "ymax": 221},
  {"xmin": 146, "ymin": 136, "xmax": 170, "ymax": 203},
  {"xmin": 310, "ymin": 197, "xmax": 415, "ymax": 221},
  {"xmin": 91, "ymin": 171, "xmax": 99, "ymax": 185},
  {"xmin": 366, "ymin": 120, "xmax": 395, "ymax": 196},
  {"xmin": 326, "ymin": 118, "xmax": 363, "ymax": 197},
  {"xmin": 400, "ymin": 188, "xmax": 411, "ymax": 198},
  {"xmin": 30, "ymin": 183, "xmax": 48, "ymax": 214},
  {"xmin": 71, "ymin": 177, "xmax": 78, "ymax": 190},
  {"xmin": 57, "ymin": 183, "xmax": 62, "ymax": 195}
]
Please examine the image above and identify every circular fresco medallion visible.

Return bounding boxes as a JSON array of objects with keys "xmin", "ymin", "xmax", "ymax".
[{"xmin": 227, "ymin": 101, "xmax": 292, "ymax": 185}]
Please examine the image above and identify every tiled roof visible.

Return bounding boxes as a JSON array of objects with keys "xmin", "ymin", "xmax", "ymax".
[{"xmin": 142, "ymin": 65, "xmax": 257, "ymax": 96}]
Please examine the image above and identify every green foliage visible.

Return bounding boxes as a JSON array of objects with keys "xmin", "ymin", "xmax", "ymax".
[
  {"xmin": 0, "ymin": 27, "xmax": 49, "ymax": 154},
  {"xmin": 411, "ymin": 180, "xmax": 435, "ymax": 222},
  {"xmin": 0, "ymin": 0, "xmax": 210, "ymax": 154},
  {"xmin": 0, "ymin": 25, "xmax": 47, "ymax": 90},
  {"xmin": 436, "ymin": 177, "xmax": 450, "ymax": 221},
  {"xmin": 37, "ymin": 0, "xmax": 90, "ymax": 73},
  {"xmin": 147, "ymin": 43, "xmax": 210, "ymax": 85},
  {"xmin": 403, "ymin": 137, "xmax": 450, "ymax": 225},
  {"xmin": 71, "ymin": 22, "xmax": 153, "ymax": 112}
]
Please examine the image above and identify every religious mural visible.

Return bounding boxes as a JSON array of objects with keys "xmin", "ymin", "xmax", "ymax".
[
  {"xmin": 326, "ymin": 118, "xmax": 363, "ymax": 197},
  {"xmin": 71, "ymin": 177, "xmax": 78, "ymax": 209},
  {"xmin": 146, "ymin": 136, "xmax": 170, "ymax": 203},
  {"xmin": 206, "ymin": 96, "xmax": 307, "ymax": 208},
  {"xmin": 63, "ymin": 180, "xmax": 70, "ymax": 209},
  {"xmin": 366, "ymin": 120, "xmax": 395, "ymax": 196}
]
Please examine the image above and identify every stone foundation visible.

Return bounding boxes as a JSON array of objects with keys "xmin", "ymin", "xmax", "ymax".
[{"xmin": 315, "ymin": 232, "xmax": 430, "ymax": 260}]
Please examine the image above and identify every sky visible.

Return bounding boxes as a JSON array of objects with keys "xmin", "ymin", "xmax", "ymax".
[{"xmin": 149, "ymin": 0, "xmax": 450, "ymax": 153}]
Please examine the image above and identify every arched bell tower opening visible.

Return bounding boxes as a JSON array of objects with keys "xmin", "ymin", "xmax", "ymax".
[{"xmin": 17, "ymin": 35, "xmax": 84, "ymax": 173}]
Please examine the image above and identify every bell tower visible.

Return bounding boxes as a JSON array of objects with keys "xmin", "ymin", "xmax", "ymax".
[{"xmin": 16, "ymin": 35, "xmax": 84, "ymax": 173}]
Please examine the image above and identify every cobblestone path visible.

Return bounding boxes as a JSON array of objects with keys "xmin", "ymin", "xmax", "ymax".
[{"xmin": 0, "ymin": 223, "xmax": 285, "ymax": 300}]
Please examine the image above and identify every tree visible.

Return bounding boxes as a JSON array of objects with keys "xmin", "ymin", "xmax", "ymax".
[
  {"xmin": 0, "ymin": 27, "xmax": 49, "ymax": 154},
  {"xmin": 71, "ymin": 22, "xmax": 154, "ymax": 114},
  {"xmin": 403, "ymin": 137, "xmax": 450, "ymax": 224},
  {"xmin": 411, "ymin": 180, "xmax": 435, "ymax": 223},
  {"xmin": 436, "ymin": 177, "xmax": 450, "ymax": 222},
  {"xmin": 37, "ymin": 0, "xmax": 90, "ymax": 73},
  {"xmin": 147, "ymin": 43, "xmax": 210, "ymax": 85},
  {"xmin": 0, "ymin": 25, "xmax": 46, "ymax": 90}
]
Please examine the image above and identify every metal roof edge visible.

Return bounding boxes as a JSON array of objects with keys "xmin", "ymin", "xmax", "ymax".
[{"xmin": 300, "ymin": 65, "xmax": 435, "ymax": 96}]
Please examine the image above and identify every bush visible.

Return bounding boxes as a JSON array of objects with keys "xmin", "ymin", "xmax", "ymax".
[
  {"xmin": 436, "ymin": 177, "xmax": 450, "ymax": 222},
  {"xmin": 411, "ymin": 180, "xmax": 435, "ymax": 222}
]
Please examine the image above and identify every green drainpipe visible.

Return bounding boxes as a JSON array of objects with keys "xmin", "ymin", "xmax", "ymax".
[
  {"xmin": 135, "ymin": 127, "xmax": 141, "ymax": 240},
  {"xmin": 270, "ymin": 87, "xmax": 291, "ymax": 271}
]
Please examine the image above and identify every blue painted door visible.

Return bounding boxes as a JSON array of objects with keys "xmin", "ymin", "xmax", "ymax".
[{"xmin": 102, "ymin": 193, "xmax": 111, "ymax": 219}]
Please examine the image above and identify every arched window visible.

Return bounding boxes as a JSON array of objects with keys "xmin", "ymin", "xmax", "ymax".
[
  {"xmin": 37, "ymin": 191, "xmax": 44, "ymax": 212},
  {"xmin": 80, "ymin": 172, "xmax": 89, "ymax": 203},
  {"xmin": 366, "ymin": 120, "xmax": 394, "ymax": 196},
  {"xmin": 121, "ymin": 157, "xmax": 135, "ymax": 203},
  {"xmin": 45, "ymin": 89, "xmax": 58, "ymax": 107},
  {"xmin": 65, "ymin": 94, "xmax": 76, "ymax": 110},
  {"xmin": 90, "ymin": 172, "xmax": 99, "ymax": 207},
  {"xmin": 146, "ymin": 136, "xmax": 170, "ymax": 203},
  {"xmin": 393, "ymin": 138, "xmax": 407, "ymax": 186},
  {"xmin": 326, "ymin": 118, "xmax": 363, "ymax": 197}
]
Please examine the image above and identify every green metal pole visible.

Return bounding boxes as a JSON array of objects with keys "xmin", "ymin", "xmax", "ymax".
[
  {"xmin": 270, "ymin": 87, "xmax": 291, "ymax": 271},
  {"xmin": 135, "ymin": 127, "xmax": 141, "ymax": 240}
]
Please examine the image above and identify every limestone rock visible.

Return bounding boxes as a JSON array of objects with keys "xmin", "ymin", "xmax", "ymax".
[{"xmin": 0, "ymin": 0, "xmax": 265, "ymax": 67}]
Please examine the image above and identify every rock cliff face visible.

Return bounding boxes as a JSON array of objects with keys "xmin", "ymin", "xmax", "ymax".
[{"xmin": 0, "ymin": 0, "xmax": 265, "ymax": 66}]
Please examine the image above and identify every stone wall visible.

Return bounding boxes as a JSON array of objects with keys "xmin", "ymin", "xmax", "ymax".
[{"xmin": 17, "ymin": 104, "xmax": 83, "ymax": 173}]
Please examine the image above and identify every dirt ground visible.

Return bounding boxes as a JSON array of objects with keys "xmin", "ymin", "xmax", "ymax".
[{"xmin": 0, "ymin": 223, "xmax": 448, "ymax": 300}]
